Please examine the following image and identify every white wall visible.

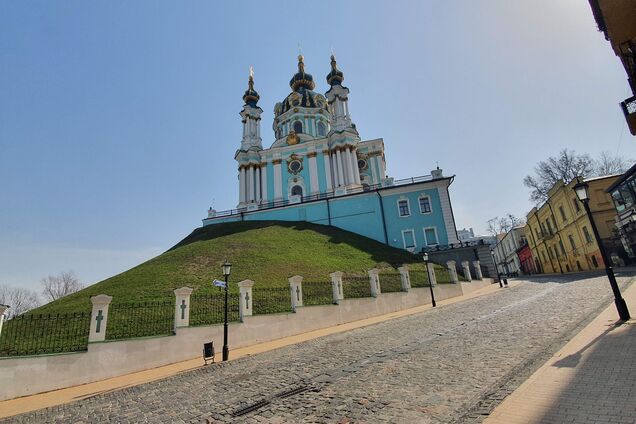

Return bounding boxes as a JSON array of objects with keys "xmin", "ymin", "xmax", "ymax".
[{"xmin": 0, "ymin": 280, "xmax": 491, "ymax": 401}]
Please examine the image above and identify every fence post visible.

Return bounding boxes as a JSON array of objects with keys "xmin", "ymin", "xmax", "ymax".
[
  {"xmin": 398, "ymin": 265, "xmax": 410, "ymax": 292},
  {"xmin": 446, "ymin": 260, "xmax": 459, "ymax": 283},
  {"xmin": 288, "ymin": 275, "xmax": 303, "ymax": 311},
  {"xmin": 368, "ymin": 268, "xmax": 381, "ymax": 297},
  {"xmin": 473, "ymin": 260, "xmax": 483, "ymax": 280},
  {"xmin": 173, "ymin": 287, "xmax": 193, "ymax": 329},
  {"xmin": 329, "ymin": 271, "xmax": 344, "ymax": 304},
  {"xmin": 427, "ymin": 262, "xmax": 437, "ymax": 286},
  {"xmin": 89, "ymin": 295, "xmax": 113, "ymax": 342},
  {"xmin": 0, "ymin": 304, "xmax": 8, "ymax": 337},
  {"xmin": 238, "ymin": 279, "xmax": 254, "ymax": 321},
  {"xmin": 461, "ymin": 261, "xmax": 472, "ymax": 282}
]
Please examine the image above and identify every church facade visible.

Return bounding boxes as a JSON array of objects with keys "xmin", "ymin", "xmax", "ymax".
[{"xmin": 203, "ymin": 55, "xmax": 460, "ymax": 252}]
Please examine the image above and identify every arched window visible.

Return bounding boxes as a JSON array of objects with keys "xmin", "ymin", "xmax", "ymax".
[
  {"xmin": 293, "ymin": 121, "xmax": 303, "ymax": 134},
  {"xmin": 291, "ymin": 185, "xmax": 303, "ymax": 197},
  {"xmin": 317, "ymin": 121, "xmax": 326, "ymax": 137}
]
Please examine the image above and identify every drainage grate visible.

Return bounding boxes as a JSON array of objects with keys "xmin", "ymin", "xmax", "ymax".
[
  {"xmin": 231, "ymin": 399, "xmax": 270, "ymax": 417},
  {"xmin": 274, "ymin": 385, "xmax": 311, "ymax": 399}
]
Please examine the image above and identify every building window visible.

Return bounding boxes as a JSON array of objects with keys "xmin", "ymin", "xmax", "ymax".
[
  {"xmin": 572, "ymin": 198, "xmax": 581, "ymax": 213},
  {"xmin": 418, "ymin": 196, "xmax": 432, "ymax": 214},
  {"xmin": 424, "ymin": 227, "xmax": 438, "ymax": 246},
  {"xmin": 357, "ymin": 159, "xmax": 368, "ymax": 170},
  {"xmin": 402, "ymin": 229, "xmax": 416, "ymax": 249},
  {"xmin": 293, "ymin": 121, "xmax": 303, "ymax": 134},
  {"xmin": 559, "ymin": 206, "xmax": 566, "ymax": 222},
  {"xmin": 582, "ymin": 226, "xmax": 593, "ymax": 243},
  {"xmin": 591, "ymin": 255, "xmax": 599, "ymax": 268},
  {"xmin": 559, "ymin": 240, "xmax": 566, "ymax": 256},
  {"xmin": 291, "ymin": 185, "xmax": 303, "ymax": 197},
  {"xmin": 568, "ymin": 234, "xmax": 576, "ymax": 250},
  {"xmin": 317, "ymin": 121, "xmax": 326, "ymax": 137},
  {"xmin": 541, "ymin": 251, "xmax": 546, "ymax": 262},
  {"xmin": 398, "ymin": 199, "xmax": 410, "ymax": 217}
]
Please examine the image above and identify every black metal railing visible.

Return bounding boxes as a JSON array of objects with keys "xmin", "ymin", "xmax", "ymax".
[
  {"xmin": 302, "ymin": 280, "xmax": 334, "ymax": 306},
  {"xmin": 106, "ymin": 301, "xmax": 175, "ymax": 340},
  {"xmin": 379, "ymin": 272, "xmax": 403, "ymax": 292},
  {"xmin": 204, "ymin": 174, "xmax": 435, "ymax": 220},
  {"xmin": 342, "ymin": 275, "xmax": 372, "ymax": 298},
  {"xmin": 0, "ymin": 312, "xmax": 90, "ymax": 357},
  {"xmin": 409, "ymin": 270, "xmax": 430, "ymax": 288},
  {"xmin": 252, "ymin": 287, "xmax": 292, "ymax": 314},
  {"xmin": 190, "ymin": 293, "xmax": 240, "ymax": 326},
  {"xmin": 422, "ymin": 239, "xmax": 488, "ymax": 253}
]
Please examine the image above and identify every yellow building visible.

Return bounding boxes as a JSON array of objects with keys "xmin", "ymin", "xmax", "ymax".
[{"xmin": 526, "ymin": 175, "xmax": 620, "ymax": 274}]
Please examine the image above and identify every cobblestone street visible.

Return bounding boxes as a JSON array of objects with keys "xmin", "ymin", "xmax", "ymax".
[{"xmin": 5, "ymin": 273, "xmax": 634, "ymax": 424}]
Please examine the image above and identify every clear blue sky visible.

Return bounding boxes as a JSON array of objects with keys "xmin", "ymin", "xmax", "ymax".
[{"xmin": 1, "ymin": 1, "xmax": 635, "ymax": 292}]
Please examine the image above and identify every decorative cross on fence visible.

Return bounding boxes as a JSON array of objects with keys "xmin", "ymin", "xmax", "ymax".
[
  {"xmin": 95, "ymin": 310, "xmax": 104, "ymax": 333},
  {"xmin": 180, "ymin": 300, "xmax": 187, "ymax": 320},
  {"xmin": 245, "ymin": 292, "xmax": 250, "ymax": 310},
  {"xmin": 296, "ymin": 286, "xmax": 300, "ymax": 302}
]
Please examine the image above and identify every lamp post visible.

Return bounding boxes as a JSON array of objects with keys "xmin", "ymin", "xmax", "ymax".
[
  {"xmin": 574, "ymin": 181, "xmax": 630, "ymax": 321},
  {"xmin": 423, "ymin": 253, "xmax": 436, "ymax": 307},
  {"xmin": 491, "ymin": 250, "xmax": 503, "ymax": 288},
  {"xmin": 221, "ymin": 260, "xmax": 232, "ymax": 361}
]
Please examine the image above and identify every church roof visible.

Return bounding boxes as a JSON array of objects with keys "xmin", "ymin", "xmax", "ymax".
[
  {"xmin": 326, "ymin": 54, "xmax": 344, "ymax": 86},
  {"xmin": 289, "ymin": 55, "xmax": 315, "ymax": 92},
  {"xmin": 242, "ymin": 69, "xmax": 259, "ymax": 107}
]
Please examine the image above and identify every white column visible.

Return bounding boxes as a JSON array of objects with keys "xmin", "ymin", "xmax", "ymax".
[
  {"xmin": 308, "ymin": 153, "xmax": 319, "ymax": 195},
  {"xmin": 323, "ymin": 151, "xmax": 333, "ymax": 191},
  {"xmin": 239, "ymin": 167, "xmax": 246, "ymax": 205},
  {"xmin": 329, "ymin": 271, "xmax": 344, "ymax": 304},
  {"xmin": 446, "ymin": 261, "xmax": 459, "ymax": 283},
  {"xmin": 368, "ymin": 268, "xmax": 381, "ymax": 297},
  {"xmin": 331, "ymin": 152, "xmax": 339, "ymax": 187},
  {"xmin": 336, "ymin": 149, "xmax": 345, "ymax": 187},
  {"xmin": 247, "ymin": 166, "xmax": 254, "ymax": 202},
  {"xmin": 288, "ymin": 275, "xmax": 303, "ymax": 311},
  {"xmin": 238, "ymin": 279, "xmax": 254, "ymax": 321},
  {"xmin": 427, "ymin": 262, "xmax": 438, "ymax": 287},
  {"xmin": 0, "ymin": 305, "xmax": 9, "ymax": 337},
  {"xmin": 461, "ymin": 261, "xmax": 472, "ymax": 282},
  {"xmin": 351, "ymin": 149, "xmax": 361, "ymax": 184},
  {"xmin": 260, "ymin": 164, "xmax": 268, "ymax": 203},
  {"xmin": 345, "ymin": 148, "xmax": 355, "ymax": 186},
  {"xmin": 398, "ymin": 265, "xmax": 410, "ymax": 291},
  {"xmin": 473, "ymin": 261, "xmax": 483, "ymax": 280},
  {"xmin": 255, "ymin": 166, "xmax": 261, "ymax": 202},
  {"xmin": 273, "ymin": 160, "xmax": 282, "ymax": 200},
  {"xmin": 89, "ymin": 295, "xmax": 113, "ymax": 342},
  {"xmin": 174, "ymin": 287, "xmax": 194, "ymax": 328}
]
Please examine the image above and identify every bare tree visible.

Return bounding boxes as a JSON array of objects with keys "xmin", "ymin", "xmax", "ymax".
[
  {"xmin": 0, "ymin": 284, "xmax": 40, "ymax": 319},
  {"xmin": 40, "ymin": 270, "xmax": 84, "ymax": 303},
  {"xmin": 593, "ymin": 151, "xmax": 633, "ymax": 176},
  {"xmin": 523, "ymin": 149, "xmax": 594, "ymax": 203},
  {"xmin": 487, "ymin": 214, "xmax": 524, "ymax": 237}
]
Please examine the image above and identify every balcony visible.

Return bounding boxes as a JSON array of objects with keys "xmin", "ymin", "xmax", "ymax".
[{"xmin": 621, "ymin": 95, "xmax": 636, "ymax": 136}]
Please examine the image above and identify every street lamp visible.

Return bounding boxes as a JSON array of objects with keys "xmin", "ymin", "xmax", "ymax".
[
  {"xmin": 221, "ymin": 260, "xmax": 232, "ymax": 361},
  {"xmin": 423, "ymin": 253, "xmax": 436, "ymax": 307},
  {"xmin": 574, "ymin": 180, "xmax": 630, "ymax": 321},
  {"xmin": 491, "ymin": 250, "xmax": 503, "ymax": 288}
]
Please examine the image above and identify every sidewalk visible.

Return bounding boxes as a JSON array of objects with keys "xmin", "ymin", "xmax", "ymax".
[
  {"xmin": 485, "ymin": 282, "xmax": 636, "ymax": 424},
  {"xmin": 0, "ymin": 280, "xmax": 506, "ymax": 419}
]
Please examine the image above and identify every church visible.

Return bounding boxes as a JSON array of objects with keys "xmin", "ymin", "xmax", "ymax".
[{"xmin": 203, "ymin": 54, "xmax": 460, "ymax": 252}]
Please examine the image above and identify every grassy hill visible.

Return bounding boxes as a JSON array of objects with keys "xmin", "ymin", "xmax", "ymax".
[{"xmin": 34, "ymin": 221, "xmax": 443, "ymax": 314}]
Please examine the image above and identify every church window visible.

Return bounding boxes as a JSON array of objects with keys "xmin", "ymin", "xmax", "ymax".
[
  {"xmin": 291, "ymin": 185, "xmax": 303, "ymax": 197},
  {"xmin": 424, "ymin": 227, "xmax": 438, "ymax": 246},
  {"xmin": 419, "ymin": 196, "xmax": 432, "ymax": 214},
  {"xmin": 317, "ymin": 121, "xmax": 326, "ymax": 137},
  {"xmin": 357, "ymin": 159, "xmax": 367, "ymax": 170},
  {"xmin": 293, "ymin": 121, "xmax": 303, "ymax": 134},
  {"xmin": 398, "ymin": 199, "xmax": 410, "ymax": 217},
  {"xmin": 402, "ymin": 229, "xmax": 416, "ymax": 249}
]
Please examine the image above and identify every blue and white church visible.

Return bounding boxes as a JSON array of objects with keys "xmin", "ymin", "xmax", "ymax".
[{"xmin": 203, "ymin": 55, "xmax": 460, "ymax": 251}]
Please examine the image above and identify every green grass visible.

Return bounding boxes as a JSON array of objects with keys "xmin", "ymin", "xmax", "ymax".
[{"xmin": 33, "ymin": 221, "xmax": 448, "ymax": 314}]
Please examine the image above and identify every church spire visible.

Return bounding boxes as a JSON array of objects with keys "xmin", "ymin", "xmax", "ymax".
[
  {"xmin": 242, "ymin": 66, "xmax": 260, "ymax": 107},
  {"xmin": 326, "ymin": 54, "xmax": 344, "ymax": 86},
  {"xmin": 289, "ymin": 54, "xmax": 315, "ymax": 92}
]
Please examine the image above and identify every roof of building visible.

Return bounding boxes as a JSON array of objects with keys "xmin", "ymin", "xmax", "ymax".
[
  {"xmin": 607, "ymin": 162, "xmax": 636, "ymax": 192},
  {"xmin": 583, "ymin": 173, "xmax": 622, "ymax": 183}
]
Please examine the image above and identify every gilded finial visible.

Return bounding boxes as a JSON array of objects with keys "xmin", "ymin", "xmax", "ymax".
[
  {"xmin": 249, "ymin": 65, "xmax": 254, "ymax": 80},
  {"xmin": 298, "ymin": 54, "xmax": 305, "ymax": 73}
]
